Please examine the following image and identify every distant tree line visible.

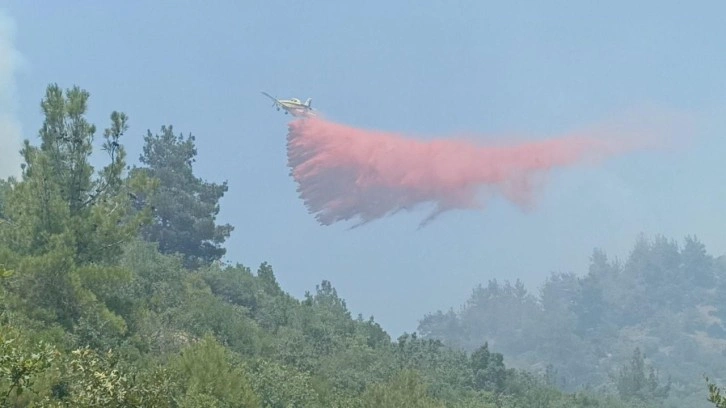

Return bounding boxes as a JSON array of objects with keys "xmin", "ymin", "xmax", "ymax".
[{"xmin": 419, "ymin": 234, "xmax": 726, "ymax": 407}]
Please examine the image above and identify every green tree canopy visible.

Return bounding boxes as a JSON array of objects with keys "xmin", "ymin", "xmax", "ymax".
[
  {"xmin": 0, "ymin": 83, "xmax": 152, "ymax": 341},
  {"xmin": 134, "ymin": 125, "xmax": 233, "ymax": 269}
]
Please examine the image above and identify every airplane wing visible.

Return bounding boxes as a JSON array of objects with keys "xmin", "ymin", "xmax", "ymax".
[{"xmin": 261, "ymin": 92, "xmax": 280, "ymax": 105}]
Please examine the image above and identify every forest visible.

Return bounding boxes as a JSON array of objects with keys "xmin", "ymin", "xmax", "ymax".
[
  {"xmin": 419, "ymin": 234, "xmax": 726, "ymax": 407},
  {"xmin": 1, "ymin": 83, "xmax": 725, "ymax": 407}
]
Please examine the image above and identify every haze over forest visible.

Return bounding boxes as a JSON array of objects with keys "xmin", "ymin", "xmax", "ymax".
[{"xmin": 2, "ymin": 2, "xmax": 726, "ymax": 407}]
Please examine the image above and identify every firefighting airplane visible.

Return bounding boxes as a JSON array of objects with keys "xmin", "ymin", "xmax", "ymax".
[{"xmin": 261, "ymin": 92, "xmax": 315, "ymax": 117}]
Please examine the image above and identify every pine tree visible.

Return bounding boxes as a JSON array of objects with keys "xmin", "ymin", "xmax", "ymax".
[
  {"xmin": 0, "ymin": 84, "xmax": 152, "ymax": 339},
  {"xmin": 134, "ymin": 125, "xmax": 233, "ymax": 269}
]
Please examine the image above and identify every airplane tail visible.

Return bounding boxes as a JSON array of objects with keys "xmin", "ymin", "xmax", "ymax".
[{"xmin": 304, "ymin": 98, "xmax": 312, "ymax": 107}]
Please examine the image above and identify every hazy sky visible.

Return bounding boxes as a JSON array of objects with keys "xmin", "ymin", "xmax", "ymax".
[
  {"xmin": 2, "ymin": 1, "xmax": 726, "ymax": 336},
  {"xmin": 0, "ymin": 10, "xmax": 21, "ymax": 178}
]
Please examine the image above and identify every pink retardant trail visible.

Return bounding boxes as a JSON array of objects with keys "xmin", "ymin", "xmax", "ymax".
[{"xmin": 286, "ymin": 116, "xmax": 645, "ymax": 228}]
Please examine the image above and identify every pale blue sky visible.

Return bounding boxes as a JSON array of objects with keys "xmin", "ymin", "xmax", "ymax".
[{"xmin": 2, "ymin": 1, "xmax": 726, "ymax": 335}]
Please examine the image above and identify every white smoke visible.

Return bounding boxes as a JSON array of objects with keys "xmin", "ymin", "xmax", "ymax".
[{"xmin": 0, "ymin": 10, "xmax": 22, "ymax": 179}]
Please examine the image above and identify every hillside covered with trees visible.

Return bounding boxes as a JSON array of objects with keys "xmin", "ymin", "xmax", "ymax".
[
  {"xmin": 0, "ymin": 83, "xmax": 722, "ymax": 407},
  {"xmin": 419, "ymin": 234, "xmax": 726, "ymax": 407}
]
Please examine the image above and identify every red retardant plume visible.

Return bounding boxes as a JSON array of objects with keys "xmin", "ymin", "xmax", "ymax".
[{"xmin": 286, "ymin": 116, "xmax": 647, "ymax": 228}]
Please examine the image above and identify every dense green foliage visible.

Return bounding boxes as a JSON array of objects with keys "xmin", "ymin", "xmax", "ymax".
[
  {"xmin": 132, "ymin": 126, "xmax": 233, "ymax": 269},
  {"xmin": 419, "ymin": 235, "xmax": 726, "ymax": 407},
  {"xmin": 0, "ymin": 83, "xmax": 718, "ymax": 407}
]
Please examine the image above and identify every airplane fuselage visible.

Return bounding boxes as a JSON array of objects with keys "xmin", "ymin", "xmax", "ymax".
[
  {"xmin": 277, "ymin": 103, "xmax": 314, "ymax": 117},
  {"xmin": 262, "ymin": 92, "xmax": 315, "ymax": 117}
]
